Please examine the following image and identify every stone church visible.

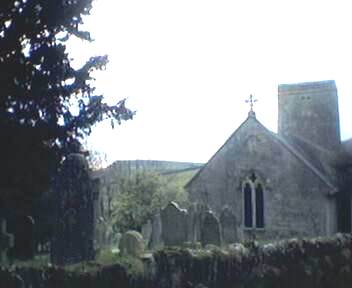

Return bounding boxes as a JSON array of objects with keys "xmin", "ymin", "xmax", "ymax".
[{"xmin": 186, "ymin": 80, "xmax": 352, "ymax": 241}]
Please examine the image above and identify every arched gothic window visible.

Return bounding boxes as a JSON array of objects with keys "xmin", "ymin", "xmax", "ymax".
[{"xmin": 242, "ymin": 172, "xmax": 264, "ymax": 228}]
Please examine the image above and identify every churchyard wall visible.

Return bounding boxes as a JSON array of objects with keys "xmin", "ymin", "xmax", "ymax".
[{"xmin": 0, "ymin": 233, "xmax": 351, "ymax": 288}]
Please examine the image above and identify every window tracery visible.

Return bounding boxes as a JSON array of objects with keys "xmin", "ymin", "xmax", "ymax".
[{"xmin": 243, "ymin": 172, "xmax": 264, "ymax": 229}]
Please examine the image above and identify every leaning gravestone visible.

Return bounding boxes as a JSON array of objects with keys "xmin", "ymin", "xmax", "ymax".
[
  {"xmin": 51, "ymin": 153, "xmax": 99, "ymax": 265},
  {"xmin": 161, "ymin": 202, "xmax": 188, "ymax": 246},
  {"xmin": 119, "ymin": 231, "xmax": 144, "ymax": 257},
  {"xmin": 200, "ymin": 211, "xmax": 221, "ymax": 246},
  {"xmin": 13, "ymin": 215, "xmax": 35, "ymax": 260},
  {"xmin": 0, "ymin": 219, "xmax": 14, "ymax": 265},
  {"xmin": 220, "ymin": 206, "xmax": 237, "ymax": 244}
]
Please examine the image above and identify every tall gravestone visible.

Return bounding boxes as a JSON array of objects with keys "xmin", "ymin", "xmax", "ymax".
[
  {"xmin": 150, "ymin": 213, "xmax": 162, "ymax": 249},
  {"xmin": 220, "ymin": 206, "xmax": 237, "ymax": 244},
  {"xmin": 51, "ymin": 153, "xmax": 99, "ymax": 265},
  {"xmin": 187, "ymin": 202, "xmax": 210, "ymax": 243},
  {"xmin": 187, "ymin": 204, "xmax": 197, "ymax": 243},
  {"xmin": 161, "ymin": 202, "xmax": 188, "ymax": 246},
  {"xmin": 200, "ymin": 211, "xmax": 221, "ymax": 246}
]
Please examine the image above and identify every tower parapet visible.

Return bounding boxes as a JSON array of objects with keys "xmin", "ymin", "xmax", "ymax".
[{"xmin": 278, "ymin": 80, "xmax": 340, "ymax": 150}]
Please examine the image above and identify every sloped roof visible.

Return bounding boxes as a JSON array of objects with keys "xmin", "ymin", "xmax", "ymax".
[
  {"xmin": 185, "ymin": 114, "xmax": 256, "ymax": 189},
  {"xmin": 185, "ymin": 115, "xmax": 338, "ymax": 194},
  {"xmin": 280, "ymin": 134, "xmax": 338, "ymax": 182},
  {"xmin": 271, "ymin": 133, "xmax": 337, "ymax": 192}
]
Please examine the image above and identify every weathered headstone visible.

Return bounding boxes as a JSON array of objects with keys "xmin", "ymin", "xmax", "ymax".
[
  {"xmin": 141, "ymin": 220, "xmax": 152, "ymax": 247},
  {"xmin": 220, "ymin": 206, "xmax": 237, "ymax": 244},
  {"xmin": 119, "ymin": 231, "xmax": 144, "ymax": 257},
  {"xmin": 13, "ymin": 215, "xmax": 35, "ymax": 260},
  {"xmin": 161, "ymin": 202, "xmax": 188, "ymax": 246},
  {"xmin": 187, "ymin": 202, "xmax": 210, "ymax": 243},
  {"xmin": 51, "ymin": 153, "xmax": 99, "ymax": 265},
  {"xmin": 115, "ymin": 232, "xmax": 122, "ymax": 248},
  {"xmin": 150, "ymin": 213, "xmax": 163, "ymax": 249},
  {"xmin": 187, "ymin": 204, "xmax": 197, "ymax": 243},
  {"xmin": 200, "ymin": 211, "xmax": 221, "ymax": 246},
  {"xmin": 0, "ymin": 219, "xmax": 14, "ymax": 265},
  {"xmin": 95, "ymin": 217, "xmax": 107, "ymax": 250}
]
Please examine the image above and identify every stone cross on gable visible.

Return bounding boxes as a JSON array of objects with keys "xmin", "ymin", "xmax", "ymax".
[
  {"xmin": 245, "ymin": 94, "xmax": 257, "ymax": 112},
  {"xmin": 0, "ymin": 218, "xmax": 14, "ymax": 265}
]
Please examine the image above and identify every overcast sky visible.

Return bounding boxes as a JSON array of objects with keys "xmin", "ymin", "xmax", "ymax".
[{"xmin": 69, "ymin": 0, "xmax": 352, "ymax": 165}]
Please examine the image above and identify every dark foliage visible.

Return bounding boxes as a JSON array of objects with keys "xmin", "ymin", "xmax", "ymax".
[{"xmin": 0, "ymin": 0, "xmax": 134, "ymax": 213}]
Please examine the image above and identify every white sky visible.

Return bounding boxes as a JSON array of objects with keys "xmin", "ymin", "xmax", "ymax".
[{"xmin": 68, "ymin": 0, "xmax": 352, "ymax": 165}]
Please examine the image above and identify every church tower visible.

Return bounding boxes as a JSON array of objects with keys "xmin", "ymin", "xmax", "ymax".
[{"xmin": 278, "ymin": 80, "xmax": 340, "ymax": 150}]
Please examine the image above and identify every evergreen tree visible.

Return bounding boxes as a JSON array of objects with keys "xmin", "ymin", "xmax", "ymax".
[{"xmin": 0, "ymin": 0, "xmax": 133, "ymax": 214}]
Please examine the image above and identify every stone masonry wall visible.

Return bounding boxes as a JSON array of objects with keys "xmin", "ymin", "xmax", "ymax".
[
  {"xmin": 278, "ymin": 80, "xmax": 340, "ymax": 151},
  {"xmin": 187, "ymin": 116, "xmax": 334, "ymax": 242},
  {"xmin": 1, "ymin": 234, "xmax": 352, "ymax": 288}
]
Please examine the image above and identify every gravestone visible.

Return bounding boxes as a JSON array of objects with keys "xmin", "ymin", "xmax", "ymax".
[
  {"xmin": 150, "ymin": 213, "xmax": 162, "ymax": 249},
  {"xmin": 115, "ymin": 232, "xmax": 122, "ymax": 248},
  {"xmin": 13, "ymin": 215, "xmax": 35, "ymax": 260},
  {"xmin": 141, "ymin": 220, "xmax": 152, "ymax": 247},
  {"xmin": 51, "ymin": 153, "xmax": 99, "ymax": 265},
  {"xmin": 200, "ymin": 211, "xmax": 221, "ymax": 246},
  {"xmin": 187, "ymin": 204, "xmax": 197, "ymax": 242},
  {"xmin": 0, "ymin": 219, "xmax": 14, "ymax": 265},
  {"xmin": 161, "ymin": 202, "xmax": 188, "ymax": 246},
  {"xmin": 119, "ymin": 231, "xmax": 144, "ymax": 257},
  {"xmin": 220, "ymin": 206, "xmax": 237, "ymax": 244},
  {"xmin": 95, "ymin": 217, "xmax": 107, "ymax": 250},
  {"xmin": 187, "ymin": 202, "xmax": 210, "ymax": 243}
]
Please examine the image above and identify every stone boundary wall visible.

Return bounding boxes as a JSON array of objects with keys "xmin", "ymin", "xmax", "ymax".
[{"xmin": 1, "ymin": 234, "xmax": 352, "ymax": 288}]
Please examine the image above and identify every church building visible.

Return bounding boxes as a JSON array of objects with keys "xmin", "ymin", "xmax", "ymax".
[{"xmin": 186, "ymin": 80, "xmax": 352, "ymax": 241}]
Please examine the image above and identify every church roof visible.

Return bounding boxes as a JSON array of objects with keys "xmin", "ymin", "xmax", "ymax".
[
  {"xmin": 185, "ymin": 115, "xmax": 338, "ymax": 194},
  {"xmin": 270, "ymin": 133, "xmax": 337, "ymax": 193},
  {"xmin": 185, "ymin": 114, "xmax": 256, "ymax": 189}
]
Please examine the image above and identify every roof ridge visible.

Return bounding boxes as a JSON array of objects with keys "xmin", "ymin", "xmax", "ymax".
[
  {"xmin": 185, "ymin": 115, "xmax": 257, "ymax": 188},
  {"xmin": 185, "ymin": 116, "xmax": 337, "ymax": 194}
]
